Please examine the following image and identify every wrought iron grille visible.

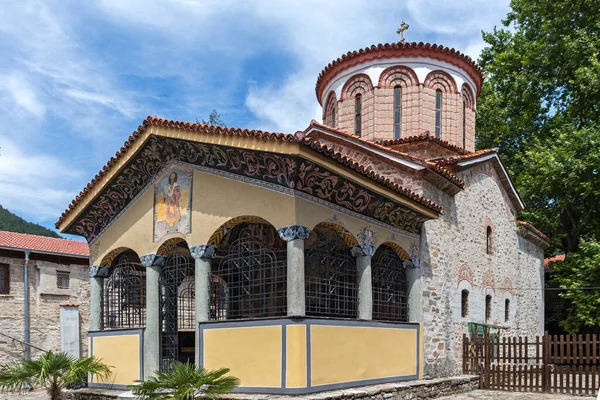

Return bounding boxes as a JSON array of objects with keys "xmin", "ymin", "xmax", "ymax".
[
  {"xmin": 372, "ymin": 246, "xmax": 408, "ymax": 321},
  {"xmin": 212, "ymin": 223, "xmax": 287, "ymax": 320},
  {"xmin": 177, "ymin": 276, "xmax": 195, "ymax": 331},
  {"xmin": 159, "ymin": 253, "xmax": 194, "ymax": 372},
  {"xmin": 56, "ymin": 271, "xmax": 70, "ymax": 289},
  {"xmin": 305, "ymin": 229, "xmax": 357, "ymax": 318},
  {"xmin": 103, "ymin": 255, "xmax": 146, "ymax": 329}
]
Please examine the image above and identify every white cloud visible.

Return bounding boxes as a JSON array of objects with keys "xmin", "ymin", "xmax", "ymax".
[{"xmin": 1, "ymin": 73, "xmax": 45, "ymax": 118}]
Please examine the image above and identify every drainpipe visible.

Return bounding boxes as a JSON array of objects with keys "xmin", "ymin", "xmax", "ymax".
[{"xmin": 23, "ymin": 250, "xmax": 30, "ymax": 361}]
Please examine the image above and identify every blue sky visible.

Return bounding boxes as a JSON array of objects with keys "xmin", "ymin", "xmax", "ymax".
[{"xmin": 0, "ymin": 0, "xmax": 510, "ymax": 238}]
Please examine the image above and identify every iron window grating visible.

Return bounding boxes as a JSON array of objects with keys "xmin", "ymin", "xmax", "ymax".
[
  {"xmin": 103, "ymin": 255, "xmax": 146, "ymax": 329},
  {"xmin": 372, "ymin": 245, "xmax": 408, "ymax": 321},
  {"xmin": 0, "ymin": 264, "xmax": 9, "ymax": 294},
  {"xmin": 56, "ymin": 271, "xmax": 70, "ymax": 289}
]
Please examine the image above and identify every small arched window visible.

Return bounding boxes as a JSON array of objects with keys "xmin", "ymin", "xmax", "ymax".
[
  {"xmin": 485, "ymin": 294, "xmax": 492, "ymax": 322},
  {"xmin": 462, "ymin": 100, "xmax": 467, "ymax": 148},
  {"xmin": 435, "ymin": 89, "xmax": 443, "ymax": 138},
  {"xmin": 461, "ymin": 289, "xmax": 469, "ymax": 318},
  {"xmin": 393, "ymin": 86, "xmax": 402, "ymax": 139},
  {"xmin": 504, "ymin": 298, "xmax": 510, "ymax": 322},
  {"xmin": 486, "ymin": 226, "xmax": 493, "ymax": 254},
  {"xmin": 355, "ymin": 95, "xmax": 362, "ymax": 137}
]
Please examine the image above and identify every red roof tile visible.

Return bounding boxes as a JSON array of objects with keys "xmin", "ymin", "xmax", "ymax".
[
  {"xmin": 435, "ymin": 148, "xmax": 499, "ymax": 166},
  {"xmin": 316, "ymin": 42, "xmax": 483, "ymax": 104},
  {"xmin": 517, "ymin": 221, "xmax": 552, "ymax": 245},
  {"xmin": 377, "ymin": 131, "xmax": 472, "ymax": 156},
  {"xmin": 544, "ymin": 254, "xmax": 565, "ymax": 271},
  {"xmin": 0, "ymin": 231, "xmax": 89, "ymax": 257}
]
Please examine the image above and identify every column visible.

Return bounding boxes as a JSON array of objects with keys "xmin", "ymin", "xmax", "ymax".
[
  {"xmin": 278, "ymin": 225, "xmax": 311, "ymax": 317},
  {"xmin": 405, "ymin": 257, "xmax": 422, "ymax": 323},
  {"xmin": 352, "ymin": 244, "xmax": 374, "ymax": 320},
  {"xmin": 89, "ymin": 266, "xmax": 109, "ymax": 331},
  {"xmin": 190, "ymin": 245, "xmax": 216, "ymax": 366},
  {"xmin": 140, "ymin": 254, "xmax": 164, "ymax": 378}
]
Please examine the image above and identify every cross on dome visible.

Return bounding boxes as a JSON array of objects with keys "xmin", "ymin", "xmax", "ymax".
[{"xmin": 397, "ymin": 21, "xmax": 410, "ymax": 44}]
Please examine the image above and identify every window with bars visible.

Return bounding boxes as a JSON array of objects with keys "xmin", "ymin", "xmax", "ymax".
[
  {"xmin": 355, "ymin": 94, "xmax": 362, "ymax": 137},
  {"xmin": 372, "ymin": 245, "xmax": 408, "ymax": 321},
  {"xmin": 461, "ymin": 289, "xmax": 469, "ymax": 318},
  {"xmin": 305, "ymin": 227, "xmax": 356, "ymax": 318},
  {"xmin": 435, "ymin": 89, "xmax": 442, "ymax": 138},
  {"xmin": 0, "ymin": 264, "xmax": 9, "ymax": 294},
  {"xmin": 56, "ymin": 271, "xmax": 70, "ymax": 289},
  {"xmin": 485, "ymin": 294, "xmax": 492, "ymax": 322},
  {"xmin": 103, "ymin": 255, "xmax": 146, "ymax": 329},
  {"xmin": 393, "ymin": 86, "xmax": 402, "ymax": 139}
]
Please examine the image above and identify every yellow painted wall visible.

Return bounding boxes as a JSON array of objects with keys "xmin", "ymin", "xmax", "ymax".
[
  {"xmin": 91, "ymin": 166, "xmax": 417, "ymax": 265},
  {"xmin": 310, "ymin": 325, "xmax": 418, "ymax": 386},
  {"xmin": 286, "ymin": 325, "xmax": 307, "ymax": 388},
  {"xmin": 203, "ymin": 326, "xmax": 282, "ymax": 388},
  {"xmin": 91, "ymin": 334, "xmax": 141, "ymax": 385}
]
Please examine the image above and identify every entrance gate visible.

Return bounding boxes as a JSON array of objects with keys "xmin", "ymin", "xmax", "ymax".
[{"xmin": 159, "ymin": 253, "xmax": 195, "ymax": 371}]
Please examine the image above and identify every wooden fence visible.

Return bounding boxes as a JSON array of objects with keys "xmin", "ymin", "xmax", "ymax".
[{"xmin": 463, "ymin": 334, "xmax": 600, "ymax": 396}]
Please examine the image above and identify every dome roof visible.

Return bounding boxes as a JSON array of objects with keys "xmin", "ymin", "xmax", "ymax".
[{"xmin": 315, "ymin": 42, "xmax": 483, "ymax": 105}]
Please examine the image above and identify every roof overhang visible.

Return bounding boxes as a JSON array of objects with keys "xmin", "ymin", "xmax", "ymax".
[{"xmin": 0, "ymin": 245, "xmax": 89, "ymax": 260}]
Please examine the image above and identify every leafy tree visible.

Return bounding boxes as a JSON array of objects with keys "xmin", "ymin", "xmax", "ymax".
[
  {"xmin": 0, "ymin": 351, "xmax": 112, "ymax": 400},
  {"xmin": 551, "ymin": 240, "xmax": 600, "ymax": 333},
  {"xmin": 128, "ymin": 362, "xmax": 238, "ymax": 400},
  {"xmin": 0, "ymin": 206, "xmax": 61, "ymax": 238},
  {"xmin": 199, "ymin": 110, "xmax": 226, "ymax": 127},
  {"xmin": 477, "ymin": 0, "xmax": 600, "ymax": 332}
]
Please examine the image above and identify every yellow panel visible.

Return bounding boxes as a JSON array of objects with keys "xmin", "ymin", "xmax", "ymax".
[
  {"xmin": 419, "ymin": 325, "xmax": 424, "ymax": 379},
  {"xmin": 92, "ymin": 334, "xmax": 140, "ymax": 385},
  {"xmin": 310, "ymin": 325, "xmax": 417, "ymax": 386},
  {"xmin": 286, "ymin": 325, "xmax": 307, "ymax": 388},
  {"xmin": 203, "ymin": 326, "xmax": 282, "ymax": 388}
]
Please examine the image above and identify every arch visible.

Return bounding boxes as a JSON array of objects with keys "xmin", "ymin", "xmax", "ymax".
[
  {"xmin": 156, "ymin": 235, "xmax": 190, "ymax": 257},
  {"xmin": 341, "ymin": 73, "xmax": 374, "ymax": 100},
  {"xmin": 424, "ymin": 70, "xmax": 458, "ymax": 93},
  {"xmin": 208, "ymin": 215, "xmax": 277, "ymax": 248},
  {"xmin": 375, "ymin": 241, "xmax": 410, "ymax": 260},
  {"xmin": 323, "ymin": 91, "xmax": 338, "ymax": 127},
  {"xmin": 461, "ymin": 83, "xmax": 475, "ymax": 109},
  {"xmin": 457, "ymin": 279, "xmax": 474, "ymax": 320},
  {"xmin": 99, "ymin": 247, "xmax": 133, "ymax": 267},
  {"xmin": 378, "ymin": 65, "xmax": 418, "ymax": 89},
  {"xmin": 372, "ymin": 244, "xmax": 408, "ymax": 321},
  {"xmin": 212, "ymin": 219, "xmax": 287, "ymax": 320},
  {"xmin": 310, "ymin": 221, "xmax": 358, "ymax": 247},
  {"xmin": 103, "ymin": 249, "xmax": 145, "ymax": 329},
  {"xmin": 305, "ymin": 223, "xmax": 357, "ymax": 318}
]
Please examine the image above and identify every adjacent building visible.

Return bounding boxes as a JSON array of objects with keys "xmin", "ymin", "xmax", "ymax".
[
  {"xmin": 55, "ymin": 40, "xmax": 548, "ymax": 393},
  {"xmin": 0, "ymin": 231, "xmax": 90, "ymax": 362}
]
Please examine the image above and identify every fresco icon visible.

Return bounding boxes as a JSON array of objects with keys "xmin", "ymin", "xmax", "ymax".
[{"xmin": 154, "ymin": 167, "xmax": 192, "ymax": 241}]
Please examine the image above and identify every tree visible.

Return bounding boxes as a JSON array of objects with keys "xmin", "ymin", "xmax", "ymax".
[
  {"xmin": 0, "ymin": 206, "xmax": 61, "ymax": 238},
  {"xmin": 0, "ymin": 351, "xmax": 112, "ymax": 400},
  {"xmin": 128, "ymin": 362, "xmax": 239, "ymax": 400},
  {"xmin": 477, "ymin": 0, "xmax": 600, "ymax": 253},
  {"xmin": 551, "ymin": 240, "xmax": 600, "ymax": 333},
  {"xmin": 199, "ymin": 110, "xmax": 226, "ymax": 127}
]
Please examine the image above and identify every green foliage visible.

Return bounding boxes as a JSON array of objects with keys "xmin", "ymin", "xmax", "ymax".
[
  {"xmin": 128, "ymin": 362, "xmax": 238, "ymax": 400},
  {"xmin": 200, "ymin": 110, "xmax": 226, "ymax": 127},
  {"xmin": 551, "ymin": 240, "xmax": 600, "ymax": 333},
  {"xmin": 0, "ymin": 351, "xmax": 112, "ymax": 400},
  {"xmin": 0, "ymin": 205, "xmax": 61, "ymax": 238}
]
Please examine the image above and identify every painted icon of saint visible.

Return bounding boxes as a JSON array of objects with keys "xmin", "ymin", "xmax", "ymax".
[{"xmin": 164, "ymin": 172, "xmax": 181, "ymax": 227}]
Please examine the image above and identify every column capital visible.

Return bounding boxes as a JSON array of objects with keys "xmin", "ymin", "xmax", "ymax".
[
  {"xmin": 140, "ymin": 254, "xmax": 166, "ymax": 268},
  {"xmin": 351, "ymin": 244, "xmax": 376, "ymax": 257},
  {"xmin": 89, "ymin": 265, "xmax": 109, "ymax": 278},
  {"xmin": 404, "ymin": 256, "xmax": 421, "ymax": 268},
  {"xmin": 190, "ymin": 245, "xmax": 217, "ymax": 259},
  {"xmin": 278, "ymin": 225, "xmax": 311, "ymax": 241}
]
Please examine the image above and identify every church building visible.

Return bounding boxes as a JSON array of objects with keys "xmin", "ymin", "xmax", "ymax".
[{"xmin": 56, "ymin": 40, "xmax": 548, "ymax": 394}]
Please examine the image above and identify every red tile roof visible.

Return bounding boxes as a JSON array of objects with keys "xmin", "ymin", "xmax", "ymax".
[
  {"xmin": 517, "ymin": 221, "xmax": 552, "ymax": 245},
  {"xmin": 316, "ymin": 42, "xmax": 483, "ymax": 104},
  {"xmin": 544, "ymin": 254, "xmax": 565, "ymax": 271},
  {"xmin": 435, "ymin": 148, "xmax": 499, "ymax": 166},
  {"xmin": 0, "ymin": 231, "xmax": 89, "ymax": 257},
  {"xmin": 377, "ymin": 131, "xmax": 472, "ymax": 156}
]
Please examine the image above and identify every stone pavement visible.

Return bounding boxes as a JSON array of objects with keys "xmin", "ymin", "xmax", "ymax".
[{"xmin": 437, "ymin": 389, "xmax": 597, "ymax": 399}]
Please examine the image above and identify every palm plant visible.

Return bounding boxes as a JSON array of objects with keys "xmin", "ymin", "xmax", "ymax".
[
  {"xmin": 0, "ymin": 351, "xmax": 112, "ymax": 400},
  {"xmin": 129, "ymin": 362, "xmax": 239, "ymax": 400}
]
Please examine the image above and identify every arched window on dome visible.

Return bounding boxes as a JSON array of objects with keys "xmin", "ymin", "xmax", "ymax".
[
  {"xmin": 393, "ymin": 86, "xmax": 402, "ymax": 139},
  {"xmin": 355, "ymin": 94, "xmax": 362, "ymax": 137},
  {"xmin": 462, "ymin": 100, "xmax": 467, "ymax": 148},
  {"xmin": 324, "ymin": 92, "xmax": 337, "ymax": 127},
  {"xmin": 435, "ymin": 89, "xmax": 443, "ymax": 138}
]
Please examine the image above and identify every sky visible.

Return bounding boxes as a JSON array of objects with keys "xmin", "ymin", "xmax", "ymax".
[{"xmin": 0, "ymin": 0, "xmax": 511, "ymax": 239}]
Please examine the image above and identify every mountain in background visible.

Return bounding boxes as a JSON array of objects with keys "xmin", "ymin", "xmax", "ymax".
[{"xmin": 0, "ymin": 205, "xmax": 61, "ymax": 238}]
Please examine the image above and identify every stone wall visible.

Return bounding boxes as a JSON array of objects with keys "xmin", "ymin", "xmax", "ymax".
[
  {"xmin": 0, "ymin": 255, "xmax": 90, "ymax": 363},
  {"xmin": 419, "ymin": 160, "xmax": 545, "ymax": 377}
]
